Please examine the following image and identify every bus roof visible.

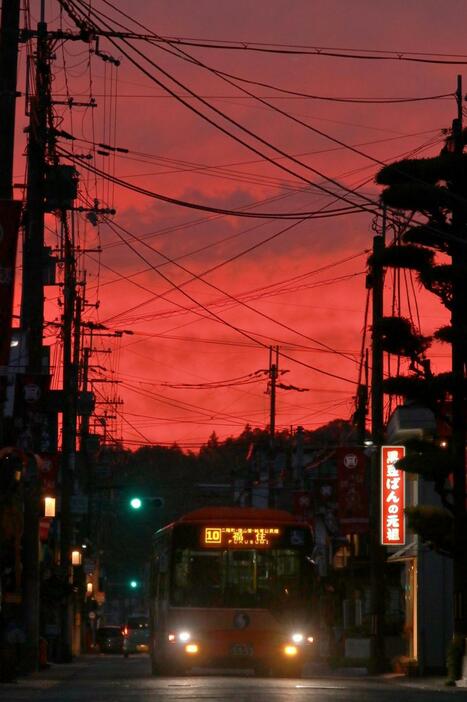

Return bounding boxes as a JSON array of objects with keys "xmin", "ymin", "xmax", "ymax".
[{"xmin": 177, "ymin": 506, "xmax": 303, "ymax": 525}]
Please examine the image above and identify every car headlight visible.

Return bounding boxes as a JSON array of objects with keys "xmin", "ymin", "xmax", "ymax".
[
  {"xmin": 178, "ymin": 631, "xmax": 191, "ymax": 642},
  {"xmin": 291, "ymin": 633, "xmax": 304, "ymax": 644}
]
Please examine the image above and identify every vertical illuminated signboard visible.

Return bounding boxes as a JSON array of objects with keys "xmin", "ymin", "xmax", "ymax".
[{"xmin": 381, "ymin": 446, "xmax": 406, "ymax": 546}]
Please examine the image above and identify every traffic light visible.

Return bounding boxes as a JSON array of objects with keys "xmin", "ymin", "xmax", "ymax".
[
  {"xmin": 129, "ymin": 496, "xmax": 164, "ymax": 509},
  {"xmin": 129, "ymin": 580, "xmax": 139, "ymax": 589}
]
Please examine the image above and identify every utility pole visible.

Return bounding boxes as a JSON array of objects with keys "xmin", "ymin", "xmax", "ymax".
[
  {"xmin": 269, "ymin": 346, "xmax": 278, "ymax": 442},
  {"xmin": 59, "ymin": 219, "xmax": 78, "ymax": 662},
  {"xmin": 0, "ymin": 0, "xmax": 20, "ymax": 201},
  {"xmin": 0, "ymin": 0, "xmax": 22, "ymax": 444},
  {"xmin": 19, "ymin": 2, "xmax": 50, "ymax": 673},
  {"xmin": 21, "ymin": 7, "xmax": 48, "ymax": 375},
  {"xmin": 80, "ymin": 342, "xmax": 93, "ymax": 535},
  {"xmin": 450, "ymin": 74, "xmax": 467, "ymax": 643},
  {"xmin": 267, "ymin": 346, "xmax": 278, "ymax": 507},
  {"xmin": 368, "ymin": 210, "xmax": 386, "ymax": 672},
  {"xmin": 355, "ymin": 353, "xmax": 369, "ymax": 445}
]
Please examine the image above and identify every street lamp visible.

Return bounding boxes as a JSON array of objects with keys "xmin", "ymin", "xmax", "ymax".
[
  {"xmin": 44, "ymin": 495, "xmax": 56, "ymax": 517},
  {"xmin": 71, "ymin": 550, "xmax": 82, "ymax": 566}
]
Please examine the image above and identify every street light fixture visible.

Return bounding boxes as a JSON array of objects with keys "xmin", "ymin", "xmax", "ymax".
[
  {"xmin": 44, "ymin": 496, "xmax": 56, "ymax": 517},
  {"xmin": 71, "ymin": 550, "xmax": 82, "ymax": 566}
]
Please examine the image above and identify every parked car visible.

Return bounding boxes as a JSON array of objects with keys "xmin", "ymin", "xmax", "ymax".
[
  {"xmin": 123, "ymin": 615, "xmax": 149, "ymax": 657},
  {"xmin": 96, "ymin": 626, "xmax": 124, "ymax": 654}
]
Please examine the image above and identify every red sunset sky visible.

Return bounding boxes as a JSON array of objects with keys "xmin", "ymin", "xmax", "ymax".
[{"xmin": 15, "ymin": 0, "xmax": 467, "ymax": 449}]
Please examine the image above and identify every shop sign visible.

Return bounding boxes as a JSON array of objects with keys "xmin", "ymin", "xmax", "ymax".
[
  {"xmin": 336, "ymin": 447, "xmax": 369, "ymax": 533},
  {"xmin": 38, "ymin": 453, "xmax": 59, "ymax": 492},
  {"xmin": 381, "ymin": 445, "xmax": 405, "ymax": 546},
  {"xmin": 39, "ymin": 519, "xmax": 51, "ymax": 542}
]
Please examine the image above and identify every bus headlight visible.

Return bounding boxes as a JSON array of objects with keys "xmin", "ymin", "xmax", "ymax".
[
  {"xmin": 185, "ymin": 643, "xmax": 199, "ymax": 654},
  {"xmin": 283, "ymin": 645, "xmax": 298, "ymax": 657},
  {"xmin": 291, "ymin": 633, "xmax": 304, "ymax": 644},
  {"xmin": 179, "ymin": 631, "xmax": 191, "ymax": 642}
]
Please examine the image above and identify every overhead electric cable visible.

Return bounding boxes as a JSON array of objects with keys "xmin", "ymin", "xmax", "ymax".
[
  {"xmin": 105, "ymin": 214, "xmax": 361, "ymax": 368},
  {"xmin": 139, "ymin": 36, "xmax": 467, "ymax": 65},
  {"xmin": 59, "ymin": 2, "xmax": 465, "ymax": 243},
  {"xmin": 61, "ymin": 145, "xmax": 370, "ymax": 219},
  {"xmin": 151, "ymin": 33, "xmax": 464, "ymax": 198},
  {"xmin": 58, "ymin": 1, "xmax": 467, "ymax": 66},
  {"xmin": 103, "ymin": 214, "xmax": 358, "ymax": 385},
  {"xmin": 57, "ymin": 2, "xmax": 385, "ymax": 217}
]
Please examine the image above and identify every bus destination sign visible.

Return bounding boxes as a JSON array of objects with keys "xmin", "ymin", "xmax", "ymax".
[{"xmin": 203, "ymin": 526, "xmax": 282, "ymax": 548}]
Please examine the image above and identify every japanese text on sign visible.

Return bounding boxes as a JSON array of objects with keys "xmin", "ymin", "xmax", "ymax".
[
  {"xmin": 203, "ymin": 526, "xmax": 281, "ymax": 548},
  {"xmin": 381, "ymin": 446, "xmax": 406, "ymax": 546}
]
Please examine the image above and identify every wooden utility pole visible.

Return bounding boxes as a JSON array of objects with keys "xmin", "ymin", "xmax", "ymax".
[
  {"xmin": 0, "ymin": 0, "xmax": 20, "ymax": 201},
  {"xmin": 368, "ymin": 213, "xmax": 386, "ymax": 672},
  {"xmin": 59, "ymin": 221, "xmax": 78, "ymax": 661},
  {"xmin": 19, "ymin": 3, "xmax": 50, "ymax": 673},
  {"xmin": 21, "ymin": 12, "xmax": 48, "ymax": 372},
  {"xmin": 269, "ymin": 346, "xmax": 278, "ymax": 441},
  {"xmin": 355, "ymin": 352, "xmax": 369, "ymax": 445},
  {"xmin": 0, "ymin": 0, "xmax": 21, "ymax": 445},
  {"xmin": 268, "ymin": 346, "xmax": 278, "ymax": 507},
  {"xmin": 450, "ymin": 74, "xmax": 467, "ymax": 643}
]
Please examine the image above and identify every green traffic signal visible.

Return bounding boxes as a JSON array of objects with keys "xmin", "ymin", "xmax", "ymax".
[
  {"xmin": 130, "ymin": 497, "xmax": 142, "ymax": 509},
  {"xmin": 130, "ymin": 580, "xmax": 138, "ymax": 589}
]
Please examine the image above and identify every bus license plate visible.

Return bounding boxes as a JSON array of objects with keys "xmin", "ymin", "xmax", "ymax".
[{"xmin": 230, "ymin": 643, "xmax": 253, "ymax": 657}]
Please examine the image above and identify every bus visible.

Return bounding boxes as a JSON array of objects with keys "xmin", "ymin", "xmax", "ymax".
[{"xmin": 148, "ymin": 506, "xmax": 317, "ymax": 676}]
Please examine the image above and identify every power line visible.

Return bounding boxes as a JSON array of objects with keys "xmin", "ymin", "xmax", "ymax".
[
  {"xmin": 143, "ymin": 36, "xmax": 467, "ymax": 65},
  {"xmin": 52, "ymin": 90, "xmax": 454, "ymax": 103},
  {"xmin": 60, "ymin": 145, "xmax": 372, "ymax": 220},
  {"xmin": 70, "ymin": 0, "xmax": 467, "ymax": 65},
  {"xmin": 152, "ymin": 35, "xmax": 462, "ymax": 201},
  {"xmin": 59, "ymin": 2, "xmax": 466, "ymax": 246},
  {"xmin": 56, "ymin": 3, "xmax": 385, "ymax": 217},
  {"xmin": 57, "ymin": 0, "xmax": 467, "ymax": 69},
  {"xmin": 102, "ymin": 216, "xmax": 359, "ymax": 386}
]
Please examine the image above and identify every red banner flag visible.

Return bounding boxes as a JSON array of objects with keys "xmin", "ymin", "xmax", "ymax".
[
  {"xmin": 336, "ymin": 447, "xmax": 369, "ymax": 533},
  {"xmin": 0, "ymin": 200, "xmax": 22, "ymax": 370},
  {"xmin": 381, "ymin": 446, "xmax": 406, "ymax": 546}
]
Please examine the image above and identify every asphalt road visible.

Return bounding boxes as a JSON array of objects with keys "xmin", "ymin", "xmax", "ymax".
[{"xmin": 0, "ymin": 655, "xmax": 464, "ymax": 702}]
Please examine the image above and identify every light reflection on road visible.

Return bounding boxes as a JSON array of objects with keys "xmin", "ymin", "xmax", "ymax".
[{"xmin": 0, "ymin": 654, "xmax": 460, "ymax": 702}]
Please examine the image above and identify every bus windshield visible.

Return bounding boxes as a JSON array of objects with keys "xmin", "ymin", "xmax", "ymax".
[{"xmin": 171, "ymin": 547, "xmax": 303, "ymax": 608}]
